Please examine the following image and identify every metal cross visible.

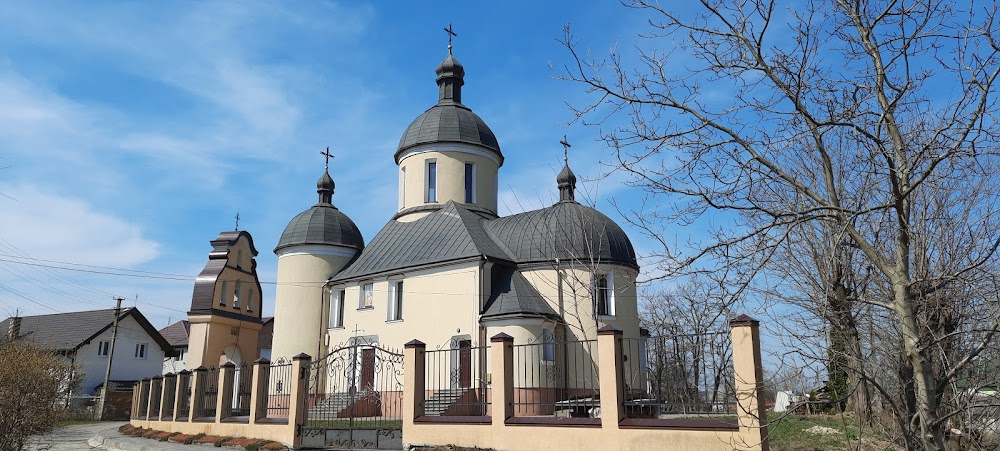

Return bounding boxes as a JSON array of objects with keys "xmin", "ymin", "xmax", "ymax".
[
  {"xmin": 444, "ymin": 23, "xmax": 458, "ymax": 54},
  {"xmin": 320, "ymin": 147, "xmax": 335, "ymax": 171},
  {"xmin": 559, "ymin": 134, "xmax": 572, "ymax": 163},
  {"xmin": 234, "ymin": 212, "xmax": 240, "ymax": 230}
]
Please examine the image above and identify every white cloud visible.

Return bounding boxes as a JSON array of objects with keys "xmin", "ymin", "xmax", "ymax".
[{"xmin": 0, "ymin": 184, "xmax": 159, "ymax": 266}]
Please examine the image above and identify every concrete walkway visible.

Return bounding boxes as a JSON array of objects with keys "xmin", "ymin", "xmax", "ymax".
[{"xmin": 24, "ymin": 422, "xmax": 126, "ymax": 450}]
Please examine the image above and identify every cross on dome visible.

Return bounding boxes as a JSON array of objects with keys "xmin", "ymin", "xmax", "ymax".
[
  {"xmin": 321, "ymin": 147, "xmax": 335, "ymax": 171},
  {"xmin": 444, "ymin": 23, "xmax": 457, "ymax": 55}
]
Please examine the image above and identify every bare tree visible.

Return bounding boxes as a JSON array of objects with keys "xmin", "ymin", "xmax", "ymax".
[
  {"xmin": 0, "ymin": 340, "xmax": 79, "ymax": 450},
  {"xmin": 559, "ymin": 0, "xmax": 1000, "ymax": 448}
]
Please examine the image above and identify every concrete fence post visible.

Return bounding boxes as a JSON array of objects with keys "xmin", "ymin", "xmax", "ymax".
[
  {"xmin": 730, "ymin": 314, "xmax": 769, "ymax": 451},
  {"xmin": 288, "ymin": 353, "xmax": 312, "ymax": 450},
  {"xmin": 189, "ymin": 366, "xmax": 207, "ymax": 421},
  {"xmin": 217, "ymin": 362, "xmax": 236, "ymax": 422},
  {"xmin": 597, "ymin": 326, "xmax": 625, "ymax": 430},
  {"xmin": 403, "ymin": 339, "xmax": 426, "ymax": 424},
  {"xmin": 250, "ymin": 358, "xmax": 270, "ymax": 423},
  {"xmin": 489, "ymin": 333, "xmax": 513, "ymax": 427},
  {"xmin": 174, "ymin": 370, "xmax": 190, "ymax": 421}
]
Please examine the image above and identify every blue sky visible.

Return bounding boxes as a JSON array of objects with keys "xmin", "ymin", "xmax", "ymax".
[{"xmin": 0, "ymin": 1, "xmax": 669, "ymax": 328}]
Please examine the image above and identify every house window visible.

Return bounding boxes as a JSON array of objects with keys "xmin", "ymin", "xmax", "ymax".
[
  {"xmin": 219, "ymin": 281, "xmax": 228, "ymax": 306},
  {"xmin": 464, "ymin": 162, "xmax": 476, "ymax": 203},
  {"xmin": 387, "ymin": 281, "xmax": 403, "ymax": 321},
  {"xmin": 542, "ymin": 329, "xmax": 555, "ymax": 362},
  {"xmin": 135, "ymin": 343, "xmax": 148, "ymax": 359},
  {"xmin": 360, "ymin": 283, "xmax": 374, "ymax": 309},
  {"xmin": 233, "ymin": 281, "xmax": 242, "ymax": 309},
  {"xmin": 246, "ymin": 290, "xmax": 254, "ymax": 312},
  {"xmin": 593, "ymin": 272, "xmax": 615, "ymax": 316},
  {"xmin": 330, "ymin": 289, "xmax": 345, "ymax": 328},
  {"xmin": 425, "ymin": 160, "xmax": 437, "ymax": 202},
  {"xmin": 177, "ymin": 348, "xmax": 187, "ymax": 362},
  {"xmin": 97, "ymin": 340, "xmax": 111, "ymax": 357}
]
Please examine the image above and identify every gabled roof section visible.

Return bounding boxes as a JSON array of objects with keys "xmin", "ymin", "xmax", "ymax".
[
  {"xmin": 1, "ymin": 308, "xmax": 176, "ymax": 357},
  {"xmin": 158, "ymin": 320, "xmax": 190, "ymax": 348},
  {"xmin": 482, "ymin": 266, "xmax": 561, "ymax": 321},
  {"xmin": 331, "ymin": 201, "xmax": 512, "ymax": 282}
]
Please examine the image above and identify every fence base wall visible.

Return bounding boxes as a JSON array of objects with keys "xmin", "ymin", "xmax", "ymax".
[{"xmin": 129, "ymin": 418, "xmax": 293, "ymax": 446}]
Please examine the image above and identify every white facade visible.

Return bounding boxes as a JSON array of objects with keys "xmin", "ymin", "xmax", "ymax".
[{"xmin": 74, "ymin": 315, "xmax": 167, "ymax": 395}]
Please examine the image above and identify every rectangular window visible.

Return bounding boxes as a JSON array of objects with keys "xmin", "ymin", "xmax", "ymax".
[
  {"xmin": 594, "ymin": 272, "xmax": 615, "ymax": 316},
  {"xmin": 135, "ymin": 343, "xmax": 147, "ymax": 359},
  {"xmin": 233, "ymin": 281, "xmax": 241, "ymax": 309},
  {"xmin": 426, "ymin": 160, "xmax": 437, "ymax": 202},
  {"xmin": 246, "ymin": 290, "xmax": 254, "ymax": 312},
  {"xmin": 97, "ymin": 340, "xmax": 111, "ymax": 357},
  {"xmin": 542, "ymin": 329, "xmax": 555, "ymax": 362},
  {"xmin": 464, "ymin": 163, "xmax": 476, "ymax": 203},
  {"xmin": 219, "ymin": 281, "xmax": 228, "ymax": 306},
  {"xmin": 360, "ymin": 283, "xmax": 374, "ymax": 309},
  {"xmin": 387, "ymin": 281, "xmax": 403, "ymax": 321},
  {"xmin": 237, "ymin": 250, "xmax": 243, "ymax": 270},
  {"xmin": 177, "ymin": 348, "xmax": 187, "ymax": 362},
  {"xmin": 330, "ymin": 290, "xmax": 345, "ymax": 328}
]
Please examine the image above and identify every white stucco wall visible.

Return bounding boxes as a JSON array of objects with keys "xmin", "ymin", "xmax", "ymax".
[{"xmin": 74, "ymin": 315, "xmax": 166, "ymax": 395}]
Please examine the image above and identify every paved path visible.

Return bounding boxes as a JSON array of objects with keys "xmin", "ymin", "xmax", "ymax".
[{"xmin": 24, "ymin": 422, "xmax": 126, "ymax": 450}]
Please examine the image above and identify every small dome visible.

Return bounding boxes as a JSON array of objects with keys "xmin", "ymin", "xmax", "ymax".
[
  {"xmin": 436, "ymin": 54, "xmax": 465, "ymax": 79},
  {"xmin": 274, "ymin": 205, "xmax": 365, "ymax": 253},
  {"xmin": 317, "ymin": 171, "xmax": 334, "ymax": 195},
  {"xmin": 395, "ymin": 104, "xmax": 502, "ymax": 162},
  {"xmin": 487, "ymin": 202, "xmax": 638, "ymax": 269}
]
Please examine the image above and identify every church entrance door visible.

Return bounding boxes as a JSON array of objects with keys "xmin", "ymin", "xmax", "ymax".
[{"xmin": 302, "ymin": 337, "xmax": 404, "ymax": 449}]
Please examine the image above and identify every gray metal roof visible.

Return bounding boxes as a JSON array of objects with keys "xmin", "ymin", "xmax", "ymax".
[
  {"xmin": 331, "ymin": 201, "xmax": 512, "ymax": 282},
  {"xmin": 394, "ymin": 52, "xmax": 503, "ymax": 163},
  {"xmin": 1, "ymin": 308, "xmax": 175, "ymax": 356},
  {"xmin": 395, "ymin": 104, "xmax": 502, "ymax": 161},
  {"xmin": 482, "ymin": 265, "xmax": 561, "ymax": 320},
  {"xmin": 275, "ymin": 205, "xmax": 365, "ymax": 253},
  {"xmin": 486, "ymin": 201, "xmax": 638, "ymax": 269}
]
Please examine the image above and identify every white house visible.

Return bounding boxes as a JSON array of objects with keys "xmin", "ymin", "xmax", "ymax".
[{"xmin": 1, "ymin": 308, "xmax": 175, "ymax": 401}]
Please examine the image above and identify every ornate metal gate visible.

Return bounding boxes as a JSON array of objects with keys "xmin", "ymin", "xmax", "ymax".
[{"xmin": 301, "ymin": 338, "xmax": 404, "ymax": 449}]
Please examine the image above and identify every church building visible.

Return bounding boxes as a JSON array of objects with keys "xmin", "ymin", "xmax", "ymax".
[{"xmin": 268, "ymin": 46, "xmax": 642, "ymax": 369}]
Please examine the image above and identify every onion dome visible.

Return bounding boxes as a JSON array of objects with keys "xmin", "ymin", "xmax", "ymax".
[
  {"xmin": 274, "ymin": 170, "xmax": 364, "ymax": 253},
  {"xmin": 395, "ymin": 51, "xmax": 503, "ymax": 164},
  {"xmin": 556, "ymin": 160, "xmax": 577, "ymax": 203}
]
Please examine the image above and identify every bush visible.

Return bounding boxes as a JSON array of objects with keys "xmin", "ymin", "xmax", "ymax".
[{"xmin": 0, "ymin": 341, "xmax": 79, "ymax": 450}]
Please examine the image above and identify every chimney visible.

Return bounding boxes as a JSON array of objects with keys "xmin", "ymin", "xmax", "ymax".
[{"xmin": 8, "ymin": 317, "xmax": 21, "ymax": 341}]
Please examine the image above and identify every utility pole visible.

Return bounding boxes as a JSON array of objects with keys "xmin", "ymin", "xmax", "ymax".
[{"xmin": 97, "ymin": 296, "xmax": 124, "ymax": 420}]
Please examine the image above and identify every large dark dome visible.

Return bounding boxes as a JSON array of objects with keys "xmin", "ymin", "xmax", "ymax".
[
  {"xmin": 394, "ymin": 51, "xmax": 503, "ymax": 164},
  {"xmin": 394, "ymin": 103, "xmax": 502, "ymax": 163},
  {"xmin": 486, "ymin": 201, "xmax": 638, "ymax": 269},
  {"xmin": 274, "ymin": 205, "xmax": 365, "ymax": 253}
]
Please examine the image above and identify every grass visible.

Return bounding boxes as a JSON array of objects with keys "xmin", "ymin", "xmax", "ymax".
[{"xmin": 767, "ymin": 413, "xmax": 895, "ymax": 451}]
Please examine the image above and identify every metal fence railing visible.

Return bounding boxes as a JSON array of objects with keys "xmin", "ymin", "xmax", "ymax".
[
  {"xmin": 511, "ymin": 339, "xmax": 599, "ymax": 417},
  {"xmin": 176, "ymin": 371, "xmax": 191, "ymax": 419},
  {"xmin": 423, "ymin": 342, "xmax": 489, "ymax": 416},
  {"xmin": 197, "ymin": 367, "xmax": 218, "ymax": 418},
  {"xmin": 161, "ymin": 376, "xmax": 176, "ymax": 418},
  {"xmin": 304, "ymin": 339, "xmax": 405, "ymax": 430},
  {"xmin": 621, "ymin": 333, "xmax": 736, "ymax": 419},
  {"xmin": 229, "ymin": 363, "xmax": 254, "ymax": 416},
  {"xmin": 265, "ymin": 358, "xmax": 293, "ymax": 418},
  {"xmin": 149, "ymin": 378, "xmax": 162, "ymax": 416}
]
